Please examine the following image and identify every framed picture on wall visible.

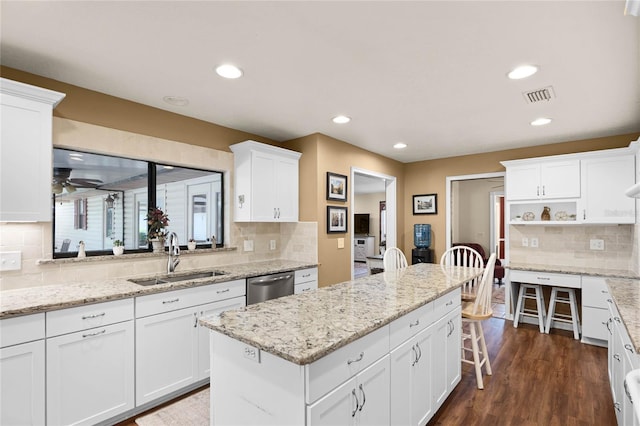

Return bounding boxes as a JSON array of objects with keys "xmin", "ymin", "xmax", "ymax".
[
  {"xmin": 326, "ymin": 172, "xmax": 348, "ymax": 201},
  {"xmin": 413, "ymin": 193, "xmax": 437, "ymax": 215},
  {"xmin": 327, "ymin": 206, "xmax": 348, "ymax": 233}
]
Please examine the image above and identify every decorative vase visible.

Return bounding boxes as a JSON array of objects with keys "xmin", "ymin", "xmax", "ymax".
[
  {"xmin": 151, "ymin": 238, "xmax": 165, "ymax": 253},
  {"xmin": 541, "ymin": 206, "xmax": 551, "ymax": 221},
  {"xmin": 77, "ymin": 241, "xmax": 86, "ymax": 258},
  {"xmin": 187, "ymin": 241, "xmax": 197, "ymax": 251},
  {"xmin": 112, "ymin": 246, "xmax": 124, "ymax": 256}
]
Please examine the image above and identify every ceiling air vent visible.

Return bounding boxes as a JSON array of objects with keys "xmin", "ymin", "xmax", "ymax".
[{"xmin": 523, "ymin": 86, "xmax": 555, "ymax": 104}]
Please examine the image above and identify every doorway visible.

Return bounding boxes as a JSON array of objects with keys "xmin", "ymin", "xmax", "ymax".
[{"xmin": 351, "ymin": 168, "xmax": 397, "ymax": 279}]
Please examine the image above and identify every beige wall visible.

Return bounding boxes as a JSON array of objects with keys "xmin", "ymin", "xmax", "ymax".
[{"xmin": 404, "ymin": 133, "xmax": 640, "ymax": 261}]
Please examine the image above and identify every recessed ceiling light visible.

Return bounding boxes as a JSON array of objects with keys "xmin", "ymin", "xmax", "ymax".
[
  {"xmin": 69, "ymin": 153, "xmax": 83, "ymax": 158},
  {"xmin": 215, "ymin": 64, "xmax": 243, "ymax": 79},
  {"xmin": 393, "ymin": 142, "xmax": 407, "ymax": 149},
  {"xmin": 508, "ymin": 65, "xmax": 538, "ymax": 80},
  {"xmin": 163, "ymin": 96, "xmax": 189, "ymax": 107},
  {"xmin": 530, "ymin": 117, "xmax": 552, "ymax": 126},
  {"xmin": 332, "ymin": 115, "xmax": 351, "ymax": 124},
  {"xmin": 162, "ymin": 165, "xmax": 174, "ymax": 170}
]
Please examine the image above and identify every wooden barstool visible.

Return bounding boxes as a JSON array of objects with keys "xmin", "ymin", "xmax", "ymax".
[
  {"xmin": 545, "ymin": 287, "xmax": 581, "ymax": 340},
  {"xmin": 513, "ymin": 283, "xmax": 546, "ymax": 333}
]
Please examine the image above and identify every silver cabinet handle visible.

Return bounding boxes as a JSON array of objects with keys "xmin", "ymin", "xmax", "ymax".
[
  {"xmin": 409, "ymin": 319, "xmax": 420, "ymax": 328},
  {"xmin": 82, "ymin": 329, "xmax": 106, "ymax": 338},
  {"xmin": 601, "ymin": 290, "xmax": 608, "ymax": 294},
  {"xmin": 162, "ymin": 298, "xmax": 180, "ymax": 304},
  {"xmin": 536, "ymin": 186, "xmax": 540, "ymax": 197},
  {"xmin": 624, "ymin": 343, "xmax": 634, "ymax": 354},
  {"xmin": 302, "ymin": 273, "xmax": 311, "ymax": 278},
  {"xmin": 624, "ymin": 379, "xmax": 633, "ymax": 404},
  {"xmin": 301, "ymin": 287, "xmax": 311, "ymax": 292},
  {"xmin": 416, "ymin": 342, "xmax": 422, "ymax": 363},
  {"xmin": 351, "ymin": 389, "xmax": 359, "ymax": 417},
  {"xmin": 446, "ymin": 300, "xmax": 453, "ymax": 306},
  {"xmin": 82, "ymin": 312, "xmax": 105, "ymax": 320},
  {"xmin": 411, "ymin": 345, "xmax": 419, "ymax": 366},
  {"xmin": 614, "ymin": 317, "xmax": 621, "ymax": 324},
  {"xmin": 536, "ymin": 276, "xmax": 551, "ymax": 281},
  {"xmin": 358, "ymin": 384, "xmax": 366, "ymax": 412},
  {"xmin": 194, "ymin": 312, "xmax": 198, "ymax": 328},
  {"xmin": 216, "ymin": 288, "xmax": 230, "ymax": 294},
  {"xmin": 347, "ymin": 352, "xmax": 364, "ymax": 365},
  {"xmin": 614, "ymin": 402, "xmax": 621, "ymax": 412},
  {"xmin": 542, "ymin": 185, "xmax": 545, "ymax": 196},
  {"xmin": 583, "ymin": 209, "xmax": 586, "ymax": 220},
  {"xmin": 614, "ymin": 354, "xmax": 621, "ymax": 362}
]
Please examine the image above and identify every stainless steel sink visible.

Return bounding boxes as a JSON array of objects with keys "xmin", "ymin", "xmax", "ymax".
[{"xmin": 129, "ymin": 270, "xmax": 226, "ymax": 286}]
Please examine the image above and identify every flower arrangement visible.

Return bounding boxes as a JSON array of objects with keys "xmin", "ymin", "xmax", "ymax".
[
  {"xmin": 113, "ymin": 239, "xmax": 123, "ymax": 247},
  {"xmin": 146, "ymin": 207, "xmax": 169, "ymax": 241}
]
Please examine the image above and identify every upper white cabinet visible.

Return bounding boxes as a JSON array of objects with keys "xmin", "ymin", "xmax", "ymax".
[
  {"xmin": 230, "ymin": 140, "xmax": 301, "ymax": 222},
  {"xmin": 0, "ymin": 78, "xmax": 65, "ymax": 222},
  {"xmin": 506, "ymin": 160, "xmax": 581, "ymax": 201},
  {"xmin": 580, "ymin": 154, "xmax": 636, "ymax": 224}
]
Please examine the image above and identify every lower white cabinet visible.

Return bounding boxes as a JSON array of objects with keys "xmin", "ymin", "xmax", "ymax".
[
  {"xmin": 0, "ymin": 340, "xmax": 45, "ymax": 426},
  {"xmin": 295, "ymin": 267, "xmax": 318, "ymax": 294},
  {"xmin": 308, "ymin": 355, "xmax": 390, "ymax": 426},
  {"xmin": 46, "ymin": 321, "xmax": 134, "ymax": 426},
  {"xmin": 433, "ymin": 307, "xmax": 462, "ymax": 409},
  {"xmin": 582, "ymin": 276, "xmax": 610, "ymax": 345}
]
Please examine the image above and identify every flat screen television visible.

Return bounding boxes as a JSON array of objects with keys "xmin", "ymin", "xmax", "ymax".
[{"xmin": 354, "ymin": 214, "xmax": 370, "ymax": 234}]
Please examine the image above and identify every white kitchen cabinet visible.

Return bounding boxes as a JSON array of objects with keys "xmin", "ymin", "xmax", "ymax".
[
  {"xmin": 295, "ymin": 267, "xmax": 318, "ymax": 294},
  {"xmin": 0, "ymin": 314, "xmax": 45, "ymax": 426},
  {"xmin": 581, "ymin": 276, "xmax": 610, "ymax": 346},
  {"xmin": 433, "ymin": 306, "xmax": 462, "ymax": 410},
  {"xmin": 309, "ymin": 355, "xmax": 390, "ymax": 426},
  {"xmin": 0, "ymin": 78, "xmax": 65, "ymax": 222},
  {"xmin": 230, "ymin": 140, "xmax": 301, "ymax": 222},
  {"xmin": 505, "ymin": 160, "xmax": 580, "ymax": 201},
  {"xmin": 580, "ymin": 154, "xmax": 636, "ymax": 224},
  {"xmin": 136, "ymin": 280, "xmax": 246, "ymax": 405}
]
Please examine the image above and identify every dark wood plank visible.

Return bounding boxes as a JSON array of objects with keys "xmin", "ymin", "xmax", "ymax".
[{"xmin": 429, "ymin": 318, "xmax": 616, "ymax": 425}]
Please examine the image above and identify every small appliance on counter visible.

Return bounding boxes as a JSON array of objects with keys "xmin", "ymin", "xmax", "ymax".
[{"xmin": 412, "ymin": 224, "xmax": 434, "ymax": 264}]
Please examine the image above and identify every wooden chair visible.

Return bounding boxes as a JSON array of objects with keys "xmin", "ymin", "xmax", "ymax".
[
  {"xmin": 461, "ymin": 253, "xmax": 496, "ymax": 390},
  {"xmin": 440, "ymin": 245, "xmax": 484, "ymax": 300},
  {"xmin": 383, "ymin": 247, "xmax": 408, "ymax": 271}
]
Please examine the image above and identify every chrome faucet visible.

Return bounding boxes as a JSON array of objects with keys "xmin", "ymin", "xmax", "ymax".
[{"xmin": 167, "ymin": 232, "xmax": 180, "ymax": 273}]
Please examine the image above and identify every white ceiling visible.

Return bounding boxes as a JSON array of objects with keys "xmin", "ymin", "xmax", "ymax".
[{"xmin": 2, "ymin": 1, "xmax": 639, "ymax": 163}]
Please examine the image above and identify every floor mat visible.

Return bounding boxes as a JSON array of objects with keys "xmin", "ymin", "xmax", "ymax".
[{"xmin": 136, "ymin": 388, "xmax": 209, "ymax": 426}]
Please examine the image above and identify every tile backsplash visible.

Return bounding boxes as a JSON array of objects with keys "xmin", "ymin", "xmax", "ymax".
[{"xmin": 509, "ymin": 224, "xmax": 639, "ymax": 273}]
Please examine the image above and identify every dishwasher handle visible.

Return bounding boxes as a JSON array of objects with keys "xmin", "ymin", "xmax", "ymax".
[{"xmin": 250, "ymin": 274, "xmax": 293, "ymax": 285}]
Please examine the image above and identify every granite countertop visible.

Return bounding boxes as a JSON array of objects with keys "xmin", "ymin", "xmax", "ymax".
[
  {"xmin": 507, "ymin": 262, "xmax": 639, "ymax": 279},
  {"xmin": 0, "ymin": 259, "xmax": 316, "ymax": 318},
  {"xmin": 607, "ymin": 278, "xmax": 640, "ymax": 353},
  {"xmin": 200, "ymin": 263, "xmax": 483, "ymax": 365}
]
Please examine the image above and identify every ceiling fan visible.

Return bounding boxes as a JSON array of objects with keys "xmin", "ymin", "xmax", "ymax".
[{"xmin": 52, "ymin": 167, "xmax": 103, "ymax": 194}]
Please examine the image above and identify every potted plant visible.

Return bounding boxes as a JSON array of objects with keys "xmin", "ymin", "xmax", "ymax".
[
  {"xmin": 187, "ymin": 238, "xmax": 197, "ymax": 251},
  {"xmin": 146, "ymin": 207, "xmax": 169, "ymax": 253},
  {"xmin": 112, "ymin": 240, "xmax": 124, "ymax": 256}
]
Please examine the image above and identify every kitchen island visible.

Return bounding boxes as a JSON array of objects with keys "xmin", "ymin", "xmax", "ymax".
[{"xmin": 200, "ymin": 262, "xmax": 483, "ymax": 426}]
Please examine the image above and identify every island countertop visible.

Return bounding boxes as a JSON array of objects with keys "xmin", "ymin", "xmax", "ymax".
[
  {"xmin": 607, "ymin": 278, "xmax": 640, "ymax": 353},
  {"xmin": 199, "ymin": 262, "xmax": 483, "ymax": 365},
  {"xmin": 507, "ymin": 262, "xmax": 639, "ymax": 279}
]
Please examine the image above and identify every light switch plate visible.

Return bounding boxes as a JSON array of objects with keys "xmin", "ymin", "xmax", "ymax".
[
  {"xmin": 0, "ymin": 251, "xmax": 21, "ymax": 271},
  {"xmin": 590, "ymin": 239, "xmax": 605, "ymax": 250},
  {"xmin": 530, "ymin": 238, "xmax": 539, "ymax": 248},
  {"xmin": 522, "ymin": 238, "xmax": 529, "ymax": 247},
  {"xmin": 243, "ymin": 240, "xmax": 254, "ymax": 252},
  {"xmin": 269, "ymin": 240, "xmax": 276, "ymax": 250},
  {"xmin": 337, "ymin": 238, "xmax": 345, "ymax": 249}
]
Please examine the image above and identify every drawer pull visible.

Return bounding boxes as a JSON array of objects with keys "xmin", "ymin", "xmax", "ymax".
[
  {"xmin": 358, "ymin": 384, "xmax": 366, "ymax": 412},
  {"xmin": 409, "ymin": 319, "xmax": 420, "ymax": 328},
  {"xmin": 536, "ymin": 277, "xmax": 551, "ymax": 281},
  {"xmin": 351, "ymin": 389, "xmax": 359, "ymax": 417},
  {"xmin": 624, "ymin": 344, "xmax": 634, "ymax": 354},
  {"xmin": 601, "ymin": 290, "xmax": 608, "ymax": 294},
  {"xmin": 162, "ymin": 298, "xmax": 180, "ymax": 304},
  {"xmin": 302, "ymin": 273, "xmax": 311, "ymax": 278},
  {"xmin": 82, "ymin": 329, "xmax": 106, "ymax": 339},
  {"xmin": 82, "ymin": 312, "xmax": 106, "ymax": 320},
  {"xmin": 446, "ymin": 300, "xmax": 453, "ymax": 306},
  {"xmin": 411, "ymin": 345, "xmax": 419, "ymax": 366},
  {"xmin": 301, "ymin": 288, "xmax": 310, "ymax": 292},
  {"xmin": 216, "ymin": 288, "xmax": 230, "ymax": 294},
  {"xmin": 614, "ymin": 354, "xmax": 621, "ymax": 362},
  {"xmin": 347, "ymin": 352, "xmax": 364, "ymax": 365}
]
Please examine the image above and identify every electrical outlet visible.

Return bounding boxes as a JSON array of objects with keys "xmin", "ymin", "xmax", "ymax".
[
  {"xmin": 269, "ymin": 240, "xmax": 276, "ymax": 250},
  {"xmin": 242, "ymin": 345, "xmax": 260, "ymax": 363},
  {"xmin": 0, "ymin": 251, "xmax": 21, "ymax": 271},
  {"xmin": 243, "ymin": 240, "xmax": 254, "ymax": 252},
  {"xmin": 530, "ymin": 238, "xmax": 539, "ymax": 248},
  {"xmin": 590, "ymin": 239, "xmax": 605, "ymax": 250},
  {"xmin": 522, "ymin": 237, "xmax": 529, "ymax": 247}
]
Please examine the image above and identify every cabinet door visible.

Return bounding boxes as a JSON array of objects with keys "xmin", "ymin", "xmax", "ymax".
[
  {"xmin": 582, "ymin": 307, "xmax": 610, "ymax": 342},
  {"xmin": 46, "ymin": 321, "xmax": 134, "ymax": 426},
  {"xmin": 136, "ymin": 307, "xmax": 198, "ymax": 405},
  {"xmin": 356, "ymin": 355, "xmax": 390, "ymax": 426},
  {"xmin": 446, "ymin": 308, "xmax": 462, "ymax": 391},
  {"xmin": 541, "ymin": 160, "xmax": 581, "ymax": 199},
  {"xmin": 251, "ymin": 151, "xmax": 277, "ymax": 221},
  {"xmin": 197, "ymin": 297, "xmax": 245, "ymax": 380},
  {"xmin": 307, "ymin": 377, "xmax": 356, "ymax": 426},
  {"xmin": 0, "ymin": 340, "xmax": 45, "ymax": 426},
  {"xmin": 581, "ymin": 155, "xmax": 636, "ymax": 224},
  {"xmin": 390, "ymin": 329, "xmax": 433, "ymax": 426},
  {"xmin": 431, "ymin": 314, "xmax": 449, "ymax": 407},
  {"xmin": 506, "ymin": 164, "xmax": 540, "ymax": 200},
  {"xmin": 274, "ymin": 155, "xmax": 299, "ymax": 221}
]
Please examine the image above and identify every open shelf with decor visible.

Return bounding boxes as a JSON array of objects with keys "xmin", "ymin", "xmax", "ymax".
[{"xmin": 508, "ymin": 200, "xmax": 578, "ymax": 225}]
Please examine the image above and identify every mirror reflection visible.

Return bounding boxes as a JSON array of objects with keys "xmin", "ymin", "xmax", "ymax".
[{"xmin": 52, "ymin": 148, "xmax": 223, "ymax": 256}]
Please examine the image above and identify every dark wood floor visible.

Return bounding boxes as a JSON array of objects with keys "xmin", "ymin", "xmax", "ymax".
[{"xmin": 429, "ymin": 317, "xmax": 616, "ymax": 426}]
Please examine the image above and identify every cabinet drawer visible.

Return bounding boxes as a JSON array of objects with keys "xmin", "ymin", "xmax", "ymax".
[
  {"xmin": 196, "ymin": 279, "xmax": 246, "ymax": 304},
  {"xmin": 0, "ymin": 313, "xmax": 45, "ymax": 348},
  {"xmin": 389, "ymin": 302, "xmax": 434, "ymax": 349},
  {"xmin": 582, "ymin": 277, "xmax": 609, "ymax": 308},
  {"xmin": 305, "ymin": 325, "xmax": 389, "ymax": 404},
  {"xmin": 295, "ymin": 268, "xmax": 318, "ymax": 284},
  {"xmin": 47, "ymin": 299, "xmax": 133, "ymax": 337},
  {"xmin": 295, "ymin": 281, "xmax": 317, "ymax": 295},
  {"xmin": 510, "ymin": 270, "xmax": 581, "ymax": 289},
  {"xmin": 433, "ymin": 288, "xmax": 461, "ymax": 320},
  {"xmin": 582, "ymin": 306, "xmax": 609, "ymax": 341}
]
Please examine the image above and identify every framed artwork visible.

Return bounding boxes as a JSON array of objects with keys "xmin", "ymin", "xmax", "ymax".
[
  {"xmin": 326, "ymin": 172, "xmax": 348, "ymax": 202},
  {"xmin": 413, "ymin": 193, "xmax": 437, "ymax": 215},
  {"xmin": 327, "ymin": 206, "xmax": 348, "ymax": 233}
]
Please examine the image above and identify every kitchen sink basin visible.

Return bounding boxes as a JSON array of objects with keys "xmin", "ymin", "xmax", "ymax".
[{"xmin": 130, "ymin": 270, "xmax": 226, "ymax": 286}]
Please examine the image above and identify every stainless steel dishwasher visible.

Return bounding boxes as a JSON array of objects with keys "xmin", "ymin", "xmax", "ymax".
[{"xmin": 246, "ymin": 271, "xmax": 294, "ymax": 305}]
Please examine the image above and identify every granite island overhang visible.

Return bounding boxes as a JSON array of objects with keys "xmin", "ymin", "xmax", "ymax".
[{"xmin": 200, "ymin": 262, "xmax": 483, "ymax": 426}]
